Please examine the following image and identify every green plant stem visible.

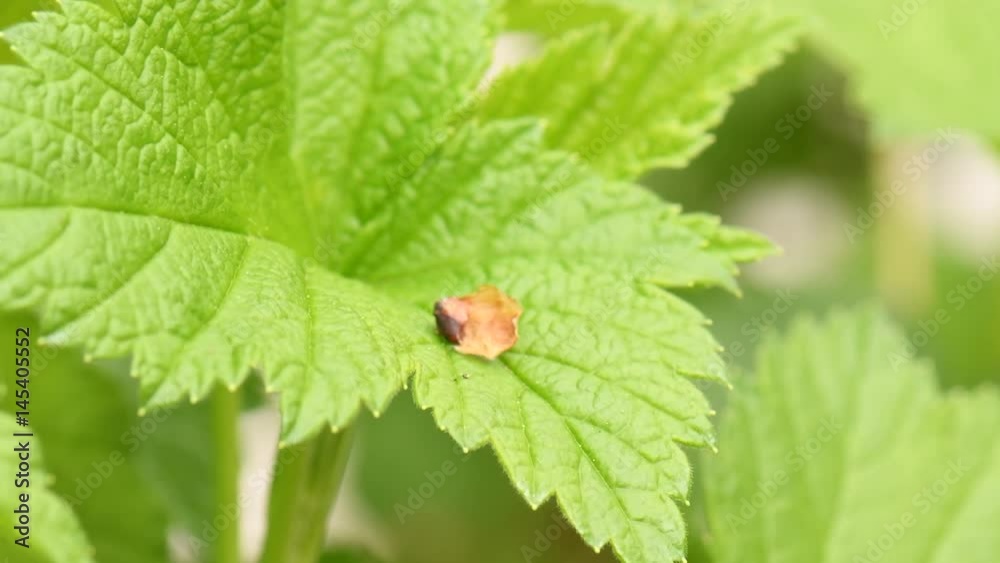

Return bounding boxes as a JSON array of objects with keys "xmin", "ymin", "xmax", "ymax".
[
  {"xmin": 213, "ymin": 386, "xmax": 242, "ymax": 563},
  {"xmin": 258, "ymin": 426, "xmax": 357, "ymax": 563}
]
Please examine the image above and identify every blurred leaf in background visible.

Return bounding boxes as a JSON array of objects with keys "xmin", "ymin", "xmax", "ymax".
[
  {"xmin": 648, "ymin": 41, "xmax": 876, "ymax": 390},
  {"xmin": 0, "ymin": 314, "xmax": 170, "ymax": 563},
  {"xmin": 0, "ymin": 409, "xmax": 95, "ymax": 563},
  {"xmin": 134, "ymin": 396, "xmax": 217, "ymax": 541},
  {"xmin": 646, "ymin": 47, "xmax": 870, "ymax": 211},
  {"xmin": 770, "ymin": 0, "xmax": 1000, "ymax": 143},
  {"xmin": 643, "ymin": 1, "xmax": 1000, "ymax": 393},
  {"xmin": 922, "ymin": 252, "xmax": 1000, "ymax": 389},
  {"xmin": 0, "ymin": 0, "xmax": 38, "ymax": 63},
  {"xmin": 703, "ymin": 308, "xmax": 1000, "ymax": 563},
  {"xmin": 357, "ymin": 396, "xmax": 617, "ymax": 563},
  {"xmin": 0, "ymin": 313, "xmax": 225, "ymax": 563}
]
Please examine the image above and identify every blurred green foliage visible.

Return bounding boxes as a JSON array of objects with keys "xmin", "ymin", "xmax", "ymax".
[
  {"xmin": 0, "ymin": 313, "xmax": 228, "ymax": 563},
  {"xmin": 0, "ymin": 314, "xmax": 170, "ymax": 562},
  {"xmin": 357, "ymin": 397, "xmax": 617, "ymax": 563},
  {"xmin": 770, "ymin": 0, "xmax": 1000, "ymax": 141}
]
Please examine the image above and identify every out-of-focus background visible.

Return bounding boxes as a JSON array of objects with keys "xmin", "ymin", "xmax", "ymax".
[{"xmin": 1, "ymin": 1, "xmax": 998, "ymax": 562}]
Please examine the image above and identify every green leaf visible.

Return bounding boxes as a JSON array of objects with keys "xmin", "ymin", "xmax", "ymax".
[
  {"xmin": 0, "ymin": 0, "xmax": 489, "ymax": 444},
  {"xmin": 284, "ymin": 0, "xmax": 497, "ymax": 264},
  {"xmin": 678, "ymin": 212, "xmax": 780, "ymax": 266},
  {"xmin": 0, "ymin": 0, "xmax": 41, "ymax": 64},
  {"xmin": 0, "ymin": 207, "xmax": 432, "ymax": 443},
  {"xmin": 703, "ymin": 307, "xmax": 1000, "ymax": 563},
  {"xmin": 770, "ymin": 0, "xmax": 1000, "ymax": 140},
  {"xmin": 479, "ymin": 8, "xmax": 798, "ymax": 179},
  {"xmin": 0, "ymin": 2, "xmax": 773, "ymax": 561},
  {"xmin": 358, "ymin": 120, "xmax": 772, "ymax": 562},
  {"xmin": 0, "ymin": 413, "xmax": 96, "ymax": 563}
]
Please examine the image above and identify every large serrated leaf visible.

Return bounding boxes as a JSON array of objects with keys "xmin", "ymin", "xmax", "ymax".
[
  {"xmin": 0, "ymin": 2, "xmax": 782, "ymax": 561},
  {"xmin": 770, "ymin": 0, "xmax": 1000, "ymax": 140}
]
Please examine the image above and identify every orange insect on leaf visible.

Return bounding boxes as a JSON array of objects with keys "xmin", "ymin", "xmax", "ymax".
[{"xmin": 433, "ymin": 285, "xmax": 522, "ymax": 360}]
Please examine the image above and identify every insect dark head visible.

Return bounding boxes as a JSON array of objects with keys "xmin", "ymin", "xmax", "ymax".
[{"xmin": 434, "ymin": 300, "xmax": 463, "ymax": 344}]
